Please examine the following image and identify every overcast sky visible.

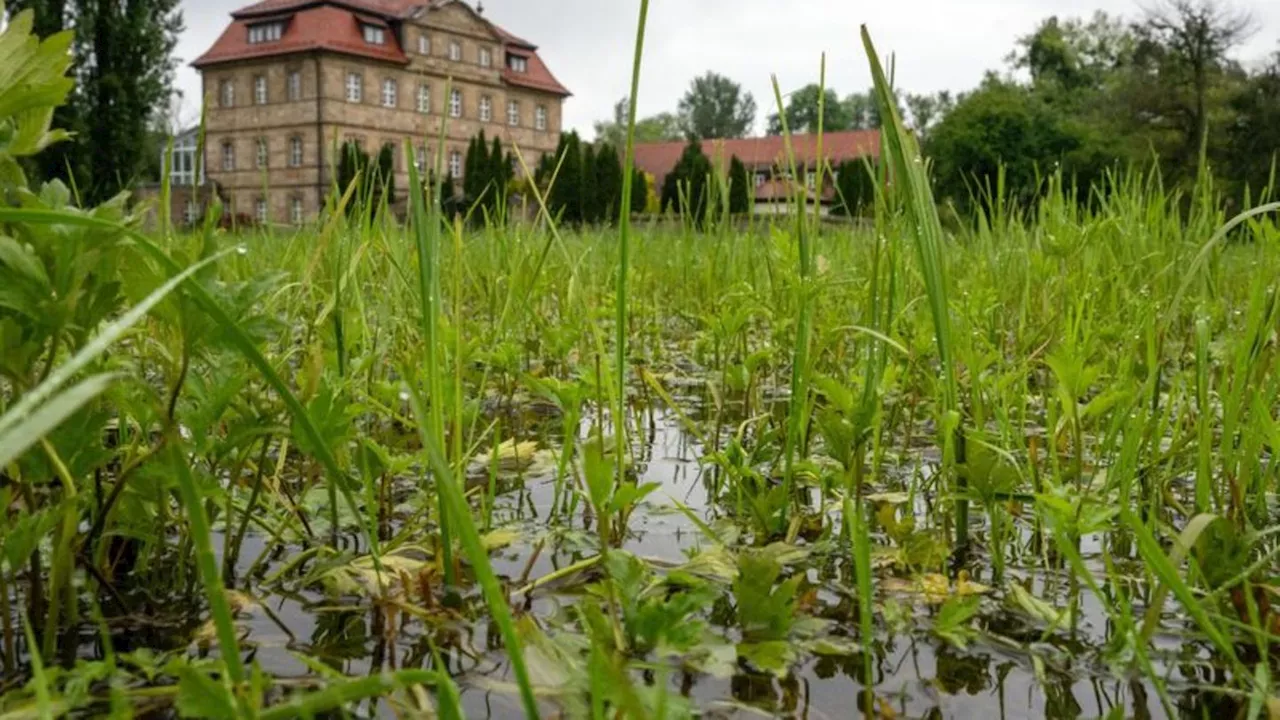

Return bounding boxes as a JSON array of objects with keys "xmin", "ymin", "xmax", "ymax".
[{"xmin": 175, "ymin": 0, "xmax": 1280, "ymax": 136}]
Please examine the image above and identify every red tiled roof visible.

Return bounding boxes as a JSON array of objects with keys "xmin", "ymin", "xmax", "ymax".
[
  {"xmin": 493, "ymin": 25, "xmax": 535, "ymax": 50},
  {"xmin": 632, "ymin": 130, "xmax": 881, "ymax": 203},
  {"xmin": 233, "ymin": 0, "xmax": 419, "ymax": 19},
  {"xmin": 195, "ymin": 5, "xmax": 409, "ymax": 67},
  {"xmin": 199, "ymin": 0, "xmax": 569, "ymax": 98},
  {"xmin": 503, "ymin": 51, "xmax": 570, "ymax": 97}
]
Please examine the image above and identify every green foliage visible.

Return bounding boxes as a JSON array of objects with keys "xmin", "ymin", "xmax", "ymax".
[
  {"xmin": 767, "ymin": 84, "xmax": 854, "ymax": 134},
  {"xmin": 677, "ymin": 71, "xmax": 756, "ymax": 140},
  {"xmin": 548, "ymin": 130, "xmax": 583, "ymax": 224},
  {"xmin": 594, "ymin": 98, "xmax": 682, "ymax": 148},
  {"xmin": 580, "ymin": 142, "xmax": 598, "ymax": 225},
  {"xmin": 832, "ymin": 158, "xmax": 876, "ymax": 216},
  {"xmin": 8, "ymin": 0, "xmax": 183, "ymax": 204},
  {"xmin": 629, "ymin": 166, "xmax": 647, "ymax": 215},
  {"xmin": 927, "ymin": 76, "xmax": 1108, "ymax": 209},
  {"xmin": 593, "ymin": 142, "xmax": 624, "ymax": 222},
  {"xmin": 334, "ymin": 141, "xmax": 392, "ymax": 218},
  {"xmin": 660, "ymin": 139, "xmax": 713, "ymax": 225},
  {"xmin": 728, "ymin": 155, "xmax": 750, "ymax": 214},
  {"xmin": 733, "ymin": 551, "xmax": 801, "ymax": 642}
]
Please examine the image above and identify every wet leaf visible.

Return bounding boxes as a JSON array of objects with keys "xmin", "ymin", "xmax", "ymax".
[
  {"xmin": 176, "ymin": 667, "xmax": 237, "ymax": 719},
  {"xmin": 736, "ymin": 641, "xmax": 796, "ymax": 676}
]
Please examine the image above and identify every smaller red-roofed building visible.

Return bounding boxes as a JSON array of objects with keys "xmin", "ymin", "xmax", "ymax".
[
  {"xmin": 632, "ymin": 130, "xmax": 881, "ymax": 214},
  {"xmin": 191, "ymin": 0, "xmax": 569, "ymax": 223}
]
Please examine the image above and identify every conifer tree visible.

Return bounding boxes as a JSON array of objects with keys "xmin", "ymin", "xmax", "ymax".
[
  {"xmin": 548, "ymin": 131, "xmax": 583, "ymax": 224},
  {"xmin": 728, "ymin": 155, "xmax": 751, "ymax": 214},
  {"xmin": 580, "ymin": 142, "xmax": 598, "ymax": 224},
  {"xmin": 594, "ymin": 142, "xmax": 624, "ymax": 222},
  {"xmin": 630, "ymin": 167, "xmax": 648, "ymax": 215}
]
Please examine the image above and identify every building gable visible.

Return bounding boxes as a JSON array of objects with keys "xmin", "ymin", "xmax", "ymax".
[{"xmin": 420, "ymin": 0, "xmax": 497, "ymax": 41}]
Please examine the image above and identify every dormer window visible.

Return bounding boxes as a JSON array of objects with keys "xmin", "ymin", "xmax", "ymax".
[
  {"xmin": 507, "ymin": 54, "xmax": 528, "ymax": 73},
  {"xmin": 248, "ymin": 22, "xmax": 284, "ymax": 44},
  {"xmin": 362, "ymin": 24, "xmax": 385, "ymax": 45}
]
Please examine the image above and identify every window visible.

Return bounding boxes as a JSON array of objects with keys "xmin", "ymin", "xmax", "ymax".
[
  {"xmin": 507, "ymin": 100, "xmax": 520, "ymax": 127},
  {"xmin": 507, "ymin": 54, "xmax": 527, "ymax": 73},
  {"xmin": 755, "ymin": 172, "xmax": 767, "ymax": 187},
  {"xmin": 247, "ymin": 22, "xmax": 283, "ymax": 44},
  {"xmin": 418, "ymin": 34, "xmax": 430, "ymax": 55},
  {"xmin": 449, "ymin": 41, "xmax": 461, "ymax": 61},
  {"xmin": 222, "ymin": 141, "xmax": 235, "ymax": 171},
  {"xmin": 291, "ymin": 197, "xmax": 304, "ymax": 224},
  {"xmin": 256, "ymin": 137, "xmax": 269, "ymax": 169},
  {"xmin": 479, "ymin": 47, "xmax": 491, "ymax": 67},
  {"xmin": 417, "ymin": 84, "xmax": 430, "ymax": 113},
  {"xmin": 382, "ymin": 78, "xmax": 397, "ymax": 108},
  {"xmin": 255, "ymin": 197, "xmax": 268, "ymax": 224},
  {"xmin": 287, "ymin": 70, "xmax": 302, "ymax": 101},
  {"xmin": 346, "ymin": 72, "xmax": 362, "ymax": 103},
  {"xmin": 220, "ymin": 80, "xmax": 235, "ymax": 108},
  {"xmin": 806, "ymin": 171, "xmax": 816, "ymax": 189},
  {"xmin": 289, "ymin": 136, "xmax": 303, "ymax": 167},
  {"xmin": 449, "ymin": 89, "xmax": 462, "ymax": 118},
  {"xmin": 416, "ymin": 145, "xmax": 427, "ymax": 171},
  {"xmin": 449, "ymin": 150, "xmax": 462, "ymax": 178},
  {"xmin": 535, "ymin": 105, "xmax": 547, "ymax": 131},
  {"xmin": 170, "ymin": 138, "xmax": 197, "ymax": 186},
  {"xmin": 363, "ymin": 24, "xmax": 385, "ymax": 45},
  {"xmin": 254, "ymin": 75, "xmax": 267, "ymax": 105},
  {"xmin": 183, "ymin": 200, "xmax": 198, "ymax": 225},
  {"xmin": 479, "ymin": 95, "xmax": 492, "ymax": 122}
]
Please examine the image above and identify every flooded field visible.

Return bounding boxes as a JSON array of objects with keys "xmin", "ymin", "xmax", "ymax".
[{"xmin": 4, "ymin": 14, "xmax": 1280, "ymax": 717}]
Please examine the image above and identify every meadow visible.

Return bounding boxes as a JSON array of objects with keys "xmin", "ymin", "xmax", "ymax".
[{"xmin": 5, "ymin": 5, "xmax": 1280, "ymax": 719}]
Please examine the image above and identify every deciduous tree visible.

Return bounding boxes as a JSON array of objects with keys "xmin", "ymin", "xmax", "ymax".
[{"xmin": 677, "ymin": 72, "xmax": 756, "ymax": 140}]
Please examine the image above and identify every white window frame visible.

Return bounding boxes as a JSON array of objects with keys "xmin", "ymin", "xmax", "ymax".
[
  {"xmin": 479, "ymin": 95, "xmax": 492, "ymax": 122},
  {"xmin": 508, "ymin": 55, "xmax": 527, "ymax": 73},
  {"xmin": 221, "ymin": 80, "xmax": 235, "ymax": 108},
  {"xmin": 755, "ymin": 172, "xmax": 767, "ymax": 187},
  {"xmin": 256, "ymin": 137, "xmax": 269, "ymax": 169},
  {"xmin": 247, "ymin": 22, "xmax": 282, "ymax": 44},
  {"xmin": 449, "ymin": 150, "xmax": 462, "ymax": 178},
  {"xmin": 253, "ymin": 75, "xmax": 267, "ymax": 105},
  {"xmin": 449, "ymin": 41, "xmax": 462, "ymax": 61},
  {"xmin": 382, "ymin": 78, "xmax": 397, "ymax": 108},
  {"xmin": 363, "ymin": 24, "xmax": 385, "ymax": 45},
  {"xmin": 535, "ymin": 105, "xmax": 547, "ymax": 131},
  {"xmin": 449, "ymin": 89, "xmax": 462, "ymax": 118},
  {"xmin": 287, "ymin": 70, "xmax": 301, "ymax": 101},
  {"xmin": 291, "ymin": 197, "xmax": 304, "ymax": 224},
  {"xmin": 507, "ymin": 100, "xmax": 520, "ymax": 127},
  {"xmin": 346, "ymin": 72, "xmax": 363, "ymax": 103},
  {"xmin": 416, "ymin": 146, "xmax": 427, "ymax": 171},
  {"xmin": 479, "ymin": 47, "xmax": 491, "ymax": 67},
  {"xmin": 183, "ymin": 199, "xmax": 198, "ymax": 225},
  {"xmin": 289, "ymin": 136, "xmax": 303, "ymax": 167},
  {"xmin": 222, "ymin": 141, "xmax": 235, "ymax": 171},
  {"xmin": 417, "ymin": 84, "xmax": 430, "ymax": 113},
  {"xmin": 418, "ymin": 34, "xmax": 430, "ymax": 55},
  {"xmin": 255, "ymin": 197, "xmax": 268, "ymax": 224}
]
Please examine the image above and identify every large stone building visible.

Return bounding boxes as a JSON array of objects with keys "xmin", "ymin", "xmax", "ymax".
[{"xmin": 193, "ymin": 0, "xmax": 570, "ymax": 224}]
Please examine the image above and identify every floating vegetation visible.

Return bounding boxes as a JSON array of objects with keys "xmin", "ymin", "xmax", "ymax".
[{"xmin": 3, "ymin": 3, "xmax": 1280, "ymax": 719}]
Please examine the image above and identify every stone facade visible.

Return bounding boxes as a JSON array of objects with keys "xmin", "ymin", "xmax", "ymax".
[{"xmin": 198, "ymin": 1, "xmax": 566, "ymax": 224}]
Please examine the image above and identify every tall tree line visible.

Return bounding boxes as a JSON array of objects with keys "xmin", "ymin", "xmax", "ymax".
[
  {"xmin": 536, "ymin": 131, "xmax": 647, "ymax": 225},
  {"xmin": 6, "ymin": 0, "xmax": 184, "ymax": 205}
]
